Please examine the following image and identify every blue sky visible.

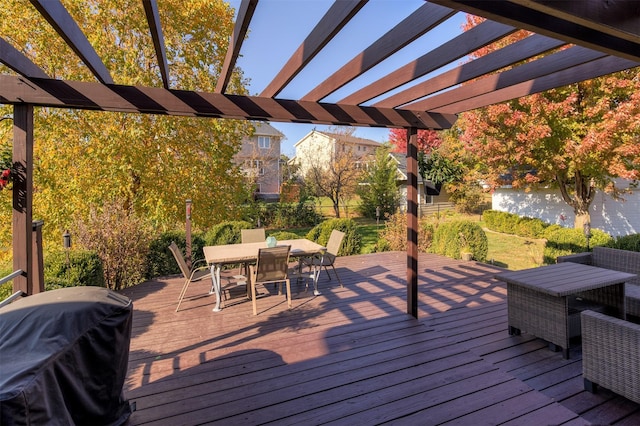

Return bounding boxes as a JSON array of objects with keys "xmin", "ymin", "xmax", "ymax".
[{"xmin": 226, "ymin": 0, "xmax": 466, "ymax": 156}]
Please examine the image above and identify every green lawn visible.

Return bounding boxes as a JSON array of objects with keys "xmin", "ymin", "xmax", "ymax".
[{"xmin": 272, "ymin": 215, "xmax": 545, "ymax": 271}]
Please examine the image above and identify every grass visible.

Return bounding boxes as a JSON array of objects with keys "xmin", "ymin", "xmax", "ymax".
[
  {"xmin": 484, "ymin": 228, "xmax": 545, "ymax": 270},
  {"xmin": 273, "ymin": 207, "xmax": 546, "ymax": 271}
]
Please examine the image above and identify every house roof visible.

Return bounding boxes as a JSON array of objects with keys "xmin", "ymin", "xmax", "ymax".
[
  {"xmin": 2, "ymin": 1, "xmax": 637, "ymax": 130},
  {"xmin": 252, "ymin": 122, "xmax": 284, "ymax": 138}
]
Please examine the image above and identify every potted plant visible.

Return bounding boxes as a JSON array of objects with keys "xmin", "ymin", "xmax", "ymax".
[{"xmin": 459, "ymin": 232, "xmax": 473, "ymax": 261}]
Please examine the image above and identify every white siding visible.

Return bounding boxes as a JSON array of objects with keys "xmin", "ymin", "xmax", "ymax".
[{"xmin": 492, "ymin": 180, "xmax": 640, "ymax": 236}]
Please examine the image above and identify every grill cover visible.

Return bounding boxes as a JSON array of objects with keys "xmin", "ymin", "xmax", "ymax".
[{"xmin": 0, "ymin": 286, "xmax": 133, "ymax": 425}]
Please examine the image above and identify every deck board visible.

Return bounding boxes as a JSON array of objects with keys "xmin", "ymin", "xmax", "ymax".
[{"xmin": 120, "ymin": 251, "xmax": 639, "ymax": 425}]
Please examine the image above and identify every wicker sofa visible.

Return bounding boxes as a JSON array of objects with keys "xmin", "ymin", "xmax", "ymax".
[
  {"xmin": 557, "ymin": 246, "xmax": 640, "ymax": 320},
  {"xmin": 581, "ymin": 310, "xmax": 640, "ymax": 404}
]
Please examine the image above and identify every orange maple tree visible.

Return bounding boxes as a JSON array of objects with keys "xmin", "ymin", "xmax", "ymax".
[{"xmin": 457, "ymin": 17, "xmax": 640, "ymax": 229}]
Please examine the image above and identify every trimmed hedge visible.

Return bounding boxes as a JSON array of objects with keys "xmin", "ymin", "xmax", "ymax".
[
  {"xmin": 43, "ymin": 249, "xmax": 105, "ymax": 289},
  {"xmin": 605, "ymin": 233, "xmax": 640, "ymax": 252},
  {"xmin": 542, "ymin": 226, "xmax": 613, "ymax": 264},
  {"xmin": 431, "ymin": 220, "xmax": 488, "ymax": 261},
  {"xmin": 305, "ymin": 218, "xmax": 361, "ymax": 256},
  {"xmin": 482, "ymin": 209, "xmax": 549, "ymax": 238}
]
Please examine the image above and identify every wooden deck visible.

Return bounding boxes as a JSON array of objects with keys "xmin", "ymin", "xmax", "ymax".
[{"xmin": 120, "ymin": 252, "xmax": 640, "ymax": 425}]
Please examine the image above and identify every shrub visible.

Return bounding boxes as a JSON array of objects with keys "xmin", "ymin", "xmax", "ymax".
[
  {"xmin": 376, "ymin": 213, "xmax": 435, "ymax": 253},
  {"xmin": 267, "ymin": 231, "xmax": 302, "ymax": 241},
  {"xmin": 305, "ymin": 218, "xmax": 361, "ymax": 256},
  {"xmin": 482, "ymin": 210, "xmax": 549, "ymax": 238},
  {"xmin": 606, "ymin": 233, "xmax": 640, "ymax": 252},
  {"xmin": 431, "ymin": 220, "xmax": 488, "ymax": 261},
  {"xmin": 258, "ymin": 201, "xmax": 322, "ymax": 228},
  {"xmin": 543, "ymin": 227, "xmax": 613, "ymax": 264},
  {"xmin": 75, "ymin": 201, "xmax": 152, "ymax": 290},
  {"xmin": 44, "ymin": 249, "xmax": 105, "ymax": 289},
  {"xmin": 146, "ymin": 230, "xmax": 207, "ymax": 278},
  {"xmin": 204, "ymin": 220, "xmax": 253, "ymax": 246}
]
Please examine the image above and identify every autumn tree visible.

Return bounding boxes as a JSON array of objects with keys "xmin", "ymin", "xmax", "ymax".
[
  {"xmin": 301, "ymin": 128, "xmax": 366, "ymax": 218},
  {"xmin": 388, "ymin": 128, "xmax": 442, "ymax": 153},
  {"xmin": 0, "ymin": 0, "xmax": 252, "ymax": 255},
  {"xmin": 457, "ymin": 17, "xmax": 640, "ymax": 229}
]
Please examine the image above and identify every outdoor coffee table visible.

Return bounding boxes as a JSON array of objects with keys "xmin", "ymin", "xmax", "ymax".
[{"xmin": 495, "ymin": 262, "xmax": 635, "ymax": 359}]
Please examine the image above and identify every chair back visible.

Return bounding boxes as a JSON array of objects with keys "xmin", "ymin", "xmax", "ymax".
[
  {"xmin": 241, "ymin": 228, "xmax": 266, "ymax": 244},
  {"xmin": 326, "ymin": 230, "xmax": 345, "ymax": 257},
  {"xmin": 255, "ymin": 246, "xmax": 290, "ymax": 282},
  {"xmin": 168, "ymin": 241, "xmax": 190, "ymax": 278}
]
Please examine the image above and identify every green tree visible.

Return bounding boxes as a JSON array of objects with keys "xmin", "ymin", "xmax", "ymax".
[
  {"xmin": 0, "ymin": 0, "xmax": 252, "ymax": 258},
  {"xmin": 357, "ymin": 144, "xmax": 400, "ymax": 219}
]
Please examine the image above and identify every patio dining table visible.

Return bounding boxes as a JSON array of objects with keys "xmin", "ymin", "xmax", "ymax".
[
  {"xmin": 203, "ymin": 239, "xmax": 326, "ymax": 312},
  {"xmin": 495, "ymin": 262, "xmax": 636, "ymax": 359}
]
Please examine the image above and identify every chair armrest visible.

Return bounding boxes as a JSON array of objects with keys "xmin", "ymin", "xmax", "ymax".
[
  {"xmin": 581, "ymin": 310, "xmax": 640, "ymax": 403},
  {"xmin": 557, "ymin": 252, "xmax": 592, "ymax": 264},
  {"xmin": 191, "ymin": 258, "xmax": 208, "ymax": 269}
]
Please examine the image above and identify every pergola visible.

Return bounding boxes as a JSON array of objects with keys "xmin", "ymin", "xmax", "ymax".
[{"xmin": 1, "ymin": 0, "xmax": 639, "ymax": 317}]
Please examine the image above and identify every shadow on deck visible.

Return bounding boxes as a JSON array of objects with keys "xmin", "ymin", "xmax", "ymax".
[{"xmin": 119, "ymin": 252, "xmax": 640, "ymax": 425}]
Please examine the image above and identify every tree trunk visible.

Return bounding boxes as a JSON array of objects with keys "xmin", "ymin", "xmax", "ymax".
[
  {"xmin": 333, "ymin": 200, "xmax": 341, "ymax": 218},
  {"xmin": 557, "ymin": 170, "xmax": 595, "ymax": 229}
]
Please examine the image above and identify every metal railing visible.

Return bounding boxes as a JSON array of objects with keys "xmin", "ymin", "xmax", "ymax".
[{"xmin": 0, "ymin": 269, "xmax": 25, "ymax": 308}]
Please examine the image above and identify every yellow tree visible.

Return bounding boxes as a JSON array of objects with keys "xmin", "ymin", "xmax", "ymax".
[{"xmin": 0, "ymin": 0, "xmax": 252, "ymax": 255}]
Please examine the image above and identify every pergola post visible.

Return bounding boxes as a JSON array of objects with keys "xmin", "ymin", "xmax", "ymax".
[
  {"xmin": 406, "ymin": 127, "xmax": 419, "ymax": 318},
  {"xmin": 12, "ymin": 104, "xmax": 36, "ymax": 295}
]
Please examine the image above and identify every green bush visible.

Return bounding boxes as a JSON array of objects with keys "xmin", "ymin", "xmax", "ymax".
[
  {"xmin": 267, "ymin": 231, "xmax": 302, "ymax": 241},
  {"xmin": 431, "ymin": 220, "xmax": 488, "ymax": 261},
  {"xmin": 482, "ymin": 210, "xmax": 549, "ymax": 238},
  {"xmin": 44, "ymin": 249, "xmax": 105, "ymax": 289},
  {"xmin": 0, "ymin": 250, "xmax": 105, "ymax": 301},
  {"xmin": 204, "ymin": 220, "xmax": 253, "ymax": 246},
  {"xmin": 305, "ymin": 218, "xmax": 361, "ymax": 256},
  {"xmin": 606, "ymin": 233, "xmax": 640, "ymax": 252},
  {"xmin": 146, "ymin": 230, "xmax": 207, "ymax": 278},
  {"xmin": 258, "ymin": 202, "xmax": 322, "ymax": 228},
  {"xmin": 543, "ymin": 227, "xmax": 613, "ymax": 264}
]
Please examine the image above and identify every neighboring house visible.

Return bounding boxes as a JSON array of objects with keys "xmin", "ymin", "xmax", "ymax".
[
  {"xmin": 492, "ymin": 179, "xmax": 640, "ymax": 236},
  {"xmin": 292, "ymin": 129, "xmax": 380, "ymax": 176},
  {"xmin": 391, "ymin": 154, "xmax": 454, "ymax": 216},
  {"xmin": 235, "ymin": 122, "xmax": 284, "ymax": 201}
]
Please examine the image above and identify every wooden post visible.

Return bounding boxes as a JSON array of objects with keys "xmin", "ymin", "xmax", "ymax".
[
  {"xmin": 406, "ymin": 127, "xmax": 418, "ymax": 318},
  {"xmin": 12, "ymin": 104, "xmax": 34, "ymax": 295}
]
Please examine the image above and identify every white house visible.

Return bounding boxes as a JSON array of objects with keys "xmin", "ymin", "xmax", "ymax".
[
  {"xmin": 492, "ymin": 179, "xmax": 640, "ymax": 236},
  {"xmin": 292, "ymin": 129, "xmax": 380, "ymax": 176}
]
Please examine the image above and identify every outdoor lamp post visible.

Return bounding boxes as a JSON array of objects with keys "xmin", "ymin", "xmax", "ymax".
[
  {"xmin": 583, "ymin": 222, "xmax": 591, "ymax": 251},
  {"xmin": 63, "ymin": 230, "xmax": 71, "ymax": 265},
  {"xmin": 186, "ymin": 199, "xmax": 192, "ymax": 270}
]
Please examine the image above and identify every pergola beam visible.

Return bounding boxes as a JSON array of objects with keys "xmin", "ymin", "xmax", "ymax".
[
  {"xmin": 0, "ymin": 75, "xmax": 457, "ymax": 130},
  {"xmin": 142, "ymin": 0, "xmax": 170, "ymax": 89},
  {"xmin": 0, "ymin": 37, "xmax": 50, "ymax": 79},
  {"xmin": 430, "ymin": 0, "xmax": 640, "ymax": 63},
  {"xmin": 216, "ymin": 0, "xmax": 258, "ymax": 94},
  {"xmin": 260, "ymin": 0, "xmax": 367, "ymax": 98},
  {"xmin": 29, "ymin": 0, "xmax": 113, "ymax": 84},
  {"xmin": 301, "ymin": 2, "xmax": 456, "ymax": 102},
  {"xmin": 339, "ymin": 20, "xmax": 516, "ymax": 105},
  {"xmin": 374, "ymin": 34, "xmax": 564, "ymax": 108}
]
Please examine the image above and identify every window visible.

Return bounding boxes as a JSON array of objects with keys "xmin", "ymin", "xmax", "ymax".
[{"xmin": 258, "ymin": 136, "xmax": 271, "ymax": 149}]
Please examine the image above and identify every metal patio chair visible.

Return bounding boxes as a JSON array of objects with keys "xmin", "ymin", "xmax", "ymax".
[{"xmin": 249, "ymin": 245, "xmax": 291, "ymax": 315}]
